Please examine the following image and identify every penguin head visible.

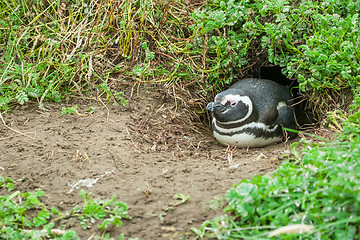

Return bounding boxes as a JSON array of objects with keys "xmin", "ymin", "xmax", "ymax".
[{"xmin": 206, "ymin": 89, "xmax": 253, "ymax": 124}]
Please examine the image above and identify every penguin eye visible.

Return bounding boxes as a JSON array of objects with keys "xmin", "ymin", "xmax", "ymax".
[{"xmin": 230, "ymin": 101, "xmax": 237, "ymax": 107}]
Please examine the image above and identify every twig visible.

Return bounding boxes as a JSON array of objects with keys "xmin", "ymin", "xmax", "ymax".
[{"xmin": 0, "ymin": 112, "xmax": 36, "ymax": 140}]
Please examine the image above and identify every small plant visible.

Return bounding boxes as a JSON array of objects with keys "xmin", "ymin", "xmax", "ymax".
[
  {"xmin": 100, "ymin": 84, "xmax": 128, "ymax": 107},
  {"xmin": 0, "ymin": 181, "xmax": 78, "ymax": 239},
  {"xmin": 0, "ymin": 177, "xmax": 130, "ymax": 239},
  {"xmin": 207, "ymin": 195, "xmax": 225, "ymax": 211},
  {"xmin": 58, "ymin": 105, "xmax": 84, "ymax": 117},
  {"xmin": 59, "ymin": 105, "xmax": 100, "ymax": 117},
  {"xmin": 114, "ymin": 92, "xmax": 128, "ymax": 107},
  {"xmin": 0, "ymin": 176, "xmax": 15, "ymax": 191},
  {"xmin": 163, "ymin": 193, "xmax": 190, "ymax": 212},
  {"xmin": 86, "ymin": 106, "xmax": 98, "ymax": 114},
  {"xmin": 141, "ymin": 42, "xmax": 155, "ymax": 62},
  {"xmin": 70, "ymin": 190, "xmax": 131, "ymax": 232}
]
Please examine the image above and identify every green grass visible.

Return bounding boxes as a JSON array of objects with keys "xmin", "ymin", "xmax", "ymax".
[
  {"xmin": 0, "ymin": 179, "xmax": 130, "ymax": 239},
  {"xmin": 1, "ymin": 0, "xmax": 358, "ymax": 110},
  {"xmin": 0, "ymin": 0, "xmax": 198, "ymax": 111}
]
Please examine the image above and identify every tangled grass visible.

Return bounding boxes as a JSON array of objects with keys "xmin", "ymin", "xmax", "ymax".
[
  {"xmin": 2, "ymin": 0, "xmax": 358, "ymax": 119},
  {"xmin": 0, "ymin": 0, "xmax": 206, "ymax": 112}
]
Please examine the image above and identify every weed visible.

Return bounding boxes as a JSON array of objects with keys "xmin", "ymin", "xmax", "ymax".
[
  {"xmin": 163, "ymin": 193, "xmax": 190, "ymax": 212},
  {"xmin": 0, "ymin": 179, "xmax": 130, "ymax": 239},
  {"xmin": 0, "ymin": 185, "xmax": 77, "ymax": 239},
  {"xmin": 86, "ymin": 106, "xmax": 98, "ymax": 114},
  {"xmin": 58, "ymin": 104, "xmax": 103, "ymax": 117},
  {"xmin": 203, "ymin": 195, "xmax": 225, "ymax": 212},
  {"xmin": 0, "ymin": 176, "xmax": 15, "ymax": 191},
  {"xmin": 70, "ymin": 190, "xmax": 130, "ymax": 233},
  {"xmin": 209, "ymin": 195, "xmax": 225, "ymax": 211},
  {"xmin": 190, "ymin": 0, "xmax": 360, "ymax": 107},
  {"xmin": 58, "ymin": 105, "xmax": 82, "ymax": 117},
  {"xmin": 100, "ymin": 84, "xmax": 128, "ymax": 107}
]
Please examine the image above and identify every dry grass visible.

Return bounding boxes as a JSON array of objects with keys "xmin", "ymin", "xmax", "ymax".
[
  {"xmin": 0, "ymin": 0, "xmax": 210, "ymax": 111},
  {"xmin": 126, "ymin": 83, "xmax": 211, "ymax": 154}
]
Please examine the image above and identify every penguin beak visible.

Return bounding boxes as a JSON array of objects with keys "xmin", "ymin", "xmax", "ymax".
[{"xmin": 206, "ymin": 102, "xmax": 215, "ymax": 111}]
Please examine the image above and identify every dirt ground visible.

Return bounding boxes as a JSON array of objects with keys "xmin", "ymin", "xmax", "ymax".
[{"xmin": 0, "ymin": 86, "xmax": 296, "ymax": 239}]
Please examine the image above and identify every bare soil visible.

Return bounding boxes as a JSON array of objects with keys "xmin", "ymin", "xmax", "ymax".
[{"xmin": 0, "ymin": 86, "xmax": 295, "ymax": 239}]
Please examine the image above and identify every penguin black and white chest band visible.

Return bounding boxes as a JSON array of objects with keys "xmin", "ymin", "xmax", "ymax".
[{"xmin": 211, "ymin": 119, "xmax": 283, "ymax": 148}]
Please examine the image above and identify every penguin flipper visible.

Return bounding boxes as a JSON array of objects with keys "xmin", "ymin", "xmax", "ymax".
[{"xmin": 277, "ymin": 105, "xmax": 298, "ymax": 139}]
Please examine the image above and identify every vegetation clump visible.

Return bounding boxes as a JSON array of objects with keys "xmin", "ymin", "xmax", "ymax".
[
  {"xmin": 0, "ymin": 0, "xmax": 199, "ymax": 111},
  {"xmin": 191, "ymin": 0, "xmax": 360, "ymax": 89},
  {"xmin": 0, "ymin": 179, "xmax": 130, "ymax": 239},
  {"xmin": 1, "ymin": 0, "xmax": 358, "ymax": 111}
]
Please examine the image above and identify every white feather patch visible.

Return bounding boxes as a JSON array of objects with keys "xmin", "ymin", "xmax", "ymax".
[
  {"xmin": 213, "ymin": 131, "xmax": 282, "ymax": 148},
  {"xmin": 213, "ymin": 120, "xmax": 278, "ymax": 135}
]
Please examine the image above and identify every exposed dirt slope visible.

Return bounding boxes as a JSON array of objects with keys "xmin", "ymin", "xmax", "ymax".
[{"xmin": 0, "ymin": 88, "xmax": 293, "ymax": 239}]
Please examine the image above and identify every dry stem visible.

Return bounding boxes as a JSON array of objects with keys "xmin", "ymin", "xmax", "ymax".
[{"xmin": 0, "ymin": 112, "xmax": 36, "ymax": 140}]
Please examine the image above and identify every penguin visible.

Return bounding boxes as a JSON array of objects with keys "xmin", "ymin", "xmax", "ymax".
[{"xmin": 206, "ymin": 78, "xmax": 298, "ymax": 148}]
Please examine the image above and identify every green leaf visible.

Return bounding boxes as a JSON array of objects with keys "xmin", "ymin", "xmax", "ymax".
[
  {"xmin": 51, "ymin": 206, "xmax": 60, "ymax": 215},
  {"xmin": 0, "ymin": 96, "xmax": 10, "ymax": 107},
  {"xmin": 6, "ymin": 183, "xmax": 16, "ymax": 191},
  {"xmin": 191, "ymin": 227, "xmax": 204, "ymax": 237},
  {"xmin": 15, "ymin": 91, "xmax": 29, "ymax": 105},
  {"xmin": 59, "ymin": 105, "xmax": 79, "ymax": 117},
  {"xmin": 98, "ymin": 215, "xmax": 123, "ymax": 231},
  {"xmin": 27, "ymin": 87, "xmax": 43, "ymax": 98},
  {"xmin": 33, "ymin": 208, "xmax": 50, "ymax": 227}
]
